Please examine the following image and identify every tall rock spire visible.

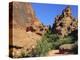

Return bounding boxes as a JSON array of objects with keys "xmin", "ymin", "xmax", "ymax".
[
  {"xmin": 62, "ymin": 5, "xmax": 71, "ymax": 17},
  {"xmin": 52, "ymin": 6, "xmax": 77, "ymax": 37}
]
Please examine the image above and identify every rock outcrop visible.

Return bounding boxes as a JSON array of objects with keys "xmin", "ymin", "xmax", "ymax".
[
  {"xmin": 47, "ymin": 6, "xmax": 78, "ymax": 56},
  {"xmin": 59, "ymin": 41, "xmax": 78, "ymax": 54},
  {"xmin": 52, "ymin": 6, "xmax": 78, "ymax": 37},
  {"xmin": 9, "ymin": 2, "xmax": 47, "ymax": 58}
]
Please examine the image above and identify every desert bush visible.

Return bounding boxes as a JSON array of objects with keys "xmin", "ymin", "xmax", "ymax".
[
  {"xmin": 35, "ymin": 30, "xmax": 59, "ymax": 56},
  {"xmin": 33, "ymin": 28, "xmax": 77, "ymax": 56},
  {"xmin": 35, "ymin": 35, "xmax": 53, "ymax": 56}
]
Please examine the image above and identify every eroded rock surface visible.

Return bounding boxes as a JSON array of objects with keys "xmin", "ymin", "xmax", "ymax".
[
  {"xmin": 52, "ymin": 6, "xmax": 78, "ymax": 37},
  {"xmin": 9, "ymin": 2, "xmax": 47, "ymax": 58}
]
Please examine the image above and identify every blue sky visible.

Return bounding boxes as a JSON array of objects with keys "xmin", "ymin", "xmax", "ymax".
[{"xmin": 32, "ymin": 3, "xmax": 78, "ymax": 26}]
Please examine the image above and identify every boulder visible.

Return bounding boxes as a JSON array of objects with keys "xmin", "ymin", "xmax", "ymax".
[{"xmin": 59, "ymin": 43, "xmax": 78, "ymax": 54}]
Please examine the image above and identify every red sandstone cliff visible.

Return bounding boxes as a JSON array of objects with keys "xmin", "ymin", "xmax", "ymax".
[{"xmin": 9, "ymin": 2, "xmax": 47, "ymax": 58}]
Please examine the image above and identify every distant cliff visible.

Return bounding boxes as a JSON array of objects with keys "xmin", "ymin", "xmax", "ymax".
[{"xmin": 52, "ymin": 6, "xmax": 78, "ymax": 37}]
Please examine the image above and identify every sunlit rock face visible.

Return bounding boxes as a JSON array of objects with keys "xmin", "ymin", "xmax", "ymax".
[
  {"xmin": 52, "ymin": 6, "xmax": 78, "ymax": 37},
  {"xmin": 9, "ymin": 2, "xmax": 47, "ymax": 58}
]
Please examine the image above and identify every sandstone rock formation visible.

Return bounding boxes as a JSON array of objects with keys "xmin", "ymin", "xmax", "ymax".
[
  {"xmin": 59, "ymin": 42, "xmax": 78, "ymax": 54},
  {"xmin": 47, "ymin": 6, "xmax": 78, "ymax": 56},
  {"xmin": 9, "ymin": 2, "xmax": 47, "ymax": 58},
  {"xmin": 52, "ymin": 6, "xmax": 78, "ymax": 37}
]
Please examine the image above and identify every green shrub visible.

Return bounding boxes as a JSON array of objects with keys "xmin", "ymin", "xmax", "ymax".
[
  {"xmin": 35, "ymin": 35, "xmax": 53, "ymax": 56},
  {"xmin": 34, "ymin": 29, "xmax": 77, "ymax": 56},
  {"xmin": 52, "ymin": 36, "xmax": 74, "ymax": 49},
  {"xmin": 35, "ymin": 30, "xmax": 59, "ymax": 56}
]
